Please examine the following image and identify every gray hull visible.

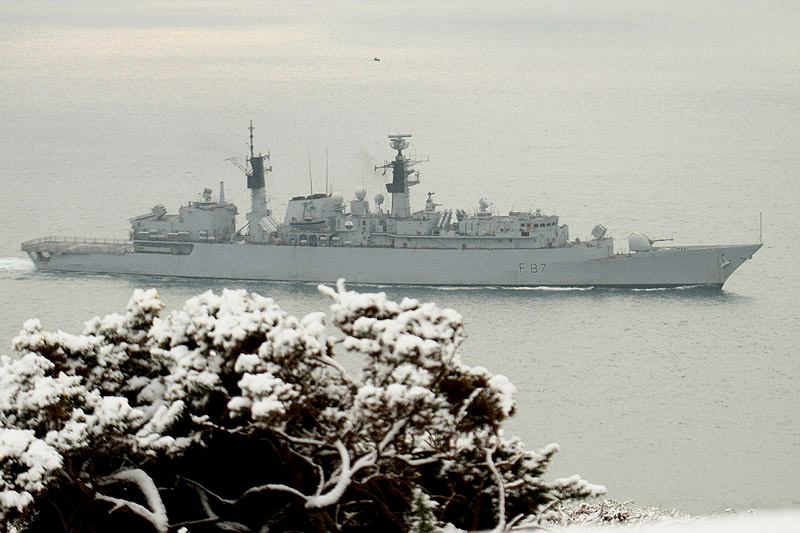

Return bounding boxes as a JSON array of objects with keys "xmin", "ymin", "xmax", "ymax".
[{"xmin": 24, "ymin": 241, "xmax": 761, "ymax": 288}]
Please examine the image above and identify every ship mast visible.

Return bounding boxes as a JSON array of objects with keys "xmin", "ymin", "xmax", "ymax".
[
  {"xmin": 375, "ymin": 134, "xmax": 422, "ymax": 218},
  {"xmin": 246, "ymin": 121, "xmax": 272, "ymax": 242}
]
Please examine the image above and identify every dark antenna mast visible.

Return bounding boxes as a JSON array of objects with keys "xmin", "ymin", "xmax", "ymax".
[{"xmin": 249, "ymin": 120, "xmax": 255, "ymax": 159}]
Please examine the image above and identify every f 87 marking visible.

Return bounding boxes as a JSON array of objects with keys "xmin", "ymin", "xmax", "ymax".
[{"xmin": 519, "ymin": 263, "xmax": 547, "ymax": 273}]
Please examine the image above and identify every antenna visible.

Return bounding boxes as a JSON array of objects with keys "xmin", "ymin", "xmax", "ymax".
[
  {"xmin": 249, "ymin": 120, "xmax": 255, "ymax": 159},
  {"xmin": 308, "ymin": 152, "xmax": 313, "ymax": 195},
  {"xmin": 759, "ymin": 212, "xmax": 763, "ymax": 245},
  {"xmin": 387, "ymin": 134, "xmax": 412, "ymax": 154},
  {"xmin": 325, "ymin": 146, "xmax": 329, "ymax": 194}
]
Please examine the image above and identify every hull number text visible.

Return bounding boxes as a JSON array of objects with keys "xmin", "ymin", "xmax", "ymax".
[{"xmin": 520, "ymin": 263, "xmax": 547, "ymax": 273}]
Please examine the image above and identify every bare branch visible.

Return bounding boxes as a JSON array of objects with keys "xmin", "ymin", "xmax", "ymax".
[
  {"xmin": 350, "ymin": 450, "xmax": 377, "ymax": 477},
  {"xmin": 378, "ymin": 418, "xmax": 407, "ymax": 453},
  {"xmin": 168, "ymin": 517, "xmax": 222, "ymax": 531},
  {"xmin": 456, "ymin": 387, "xmax": 485, "ymax": 425},
  {"xmin": 533, "ymin": 497, "xmax": 560, "ymax": 526},
  {"xmin": 318, "ymin": 353, "xmax": 354, "ymax": 384},
  {"xmin": 179, "ymin": 476, "xmax": 236, "ymax": 506},
  {"xmin": 195, "ymin": 484, "xmax": 218, "ymax": 519},
  {"xmin": 396, "ymin": 454, "xmax": 443, "ymax": 466},
  {"xmin": 240, "ymin": 482, "xmax": 308, "ymax": 502},
  {"xmin": 486, "ymin": 437, "xmax": 506, "ymax": 533},
  {"xmin": 507, "ymin": 513, "xmax": 525, "ymax": 529},
  {"xmin": 505, "ymin": 479, "xmax": 525, "ymax": 490},
  {"xmin": 273, "ymin": 428, "xmax": 326, "ymax": 447},
  {"xmin": 509, "ymin": 523, "xmax": 551, "ymax": 532}
]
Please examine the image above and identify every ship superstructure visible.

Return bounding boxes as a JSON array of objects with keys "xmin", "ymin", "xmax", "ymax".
[
  {"xmin": 261, "ymin": 134, "xmax": 574, "ymax": 252},
  {"xmin": 22, "ymin": 129, "xmax": 761, "ymax": 288}
]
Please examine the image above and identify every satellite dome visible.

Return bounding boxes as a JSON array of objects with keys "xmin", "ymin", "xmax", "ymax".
[
  {"xmin": 374, "ymin": 193, "xmax": 384, "ymax": 205},
  {"xmin": 629, "ymin": 233, "xmax": 653, "ymax": 252},
  {"xmin": 478, "ymin": 198, "xmax": 490, "ymax": 209},
  {"xmin": 331, "ymin": 192, "xmax": 344, "ymax": 206},
  {"xmin": 354, "ymin": 186, "xmax": 367, "ymax": 201}
]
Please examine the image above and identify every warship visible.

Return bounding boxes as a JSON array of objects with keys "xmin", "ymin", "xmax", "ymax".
[{"xmin": 22, "ymin": 126, "xmax": 761, "ymax": 288}]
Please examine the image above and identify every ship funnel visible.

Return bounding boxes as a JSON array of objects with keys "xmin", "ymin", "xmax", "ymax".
[{"xmin": 219, "ymin": 181, "xmax": 225, "ymax": 204}]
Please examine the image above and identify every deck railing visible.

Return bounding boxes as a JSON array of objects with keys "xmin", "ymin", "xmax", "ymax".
[{"xmin": 21, "ymin": 235, "xmax": 131, "ymax": 248}]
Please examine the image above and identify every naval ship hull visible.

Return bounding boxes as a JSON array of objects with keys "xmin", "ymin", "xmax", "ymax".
[{"xmin": 22, "ymin": 239, "xmax": 761, "ymax": 288}]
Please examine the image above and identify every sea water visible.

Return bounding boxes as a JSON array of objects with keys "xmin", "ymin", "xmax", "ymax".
[{"xmin": 1, "ymin": 0, "xmax": 798, "ymax": 514}]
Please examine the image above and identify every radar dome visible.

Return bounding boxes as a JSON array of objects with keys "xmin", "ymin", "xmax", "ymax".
[
  {"xmin": 629, "ymin": 233, "xmax": 653, "ymax": 252},
  {"xmin": 354, "ymin": 186, "xmax": 367, "ymax": 201},
  {"xmin": 374, "ymin": 193, "xmax": 384, "ymax": 206},
  {"xmin": 331, "ymin": 192, "xmax": 344, "ymax": 206},
  {"xmin": 478, "ymin": 198, "xmax": 490, "ymax": 209}
]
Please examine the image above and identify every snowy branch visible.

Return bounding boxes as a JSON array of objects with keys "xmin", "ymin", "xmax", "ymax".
[
  {"xmin": 306, "ymin": 440, "xmax": 356, "ymax": 509},
  {"xmin": 486, "ymin": 437, "xmax": 507, "ymax": 533},
  {"xmin": 239, "ymin": 482, "xmax": 308, "ymax": 502},
  {"xmin": 98, "ymin": 469, "xmax": 168, "ymax": 532}
]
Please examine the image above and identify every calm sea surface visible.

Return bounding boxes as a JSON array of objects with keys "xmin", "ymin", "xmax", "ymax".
[{"xmin": 1, "ymin": 1, "xmax": 798, "ymax": 515}]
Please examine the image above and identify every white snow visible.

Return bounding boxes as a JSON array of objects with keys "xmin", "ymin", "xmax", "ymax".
[
  {"xmin": 551, "ymin": 510, "xmax": 800, "ymax": 533},
  {"xmin": 487, "ymin": 374, "xmax": 516, "ymax": 416},
  {"xmin": 102, "ymin": 468, "xmax": 168, "ymax": 532},
  {"xmin": 0, "ymin": 428, "xmax": 62, "ymax": 515},
  {"xmin": 235, "ymin": 371, "xmax": 299, "ymax": 420}
]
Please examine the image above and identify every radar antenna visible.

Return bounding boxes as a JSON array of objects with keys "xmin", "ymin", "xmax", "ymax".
[{"xmin": 388, "ymin": 134, "xmax": 411, "ymax": 154}]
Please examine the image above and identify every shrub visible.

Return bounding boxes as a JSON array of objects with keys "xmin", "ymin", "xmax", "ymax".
[{"xmin": 0, "ymin": 281, "xmax": 604, "ymax": 532}]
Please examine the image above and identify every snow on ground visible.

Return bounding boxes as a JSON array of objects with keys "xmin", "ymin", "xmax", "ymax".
[{"xmin": 552, "ymin": 510, "xmax": 800, "ymax": 533}]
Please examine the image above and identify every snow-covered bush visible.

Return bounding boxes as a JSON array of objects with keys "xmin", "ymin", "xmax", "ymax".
[
  {"xmin": 541, "ymin": 499, "xmax": 691, "ymax": 527},
  {"xmin": 0, "ymin": 280, "xmax": 604, "ymax": 532}
]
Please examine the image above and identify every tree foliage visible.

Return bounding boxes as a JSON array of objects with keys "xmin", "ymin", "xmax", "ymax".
[{"xmin": 0, "ymin": 281, "xmax": 604, "ymax": 532}]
